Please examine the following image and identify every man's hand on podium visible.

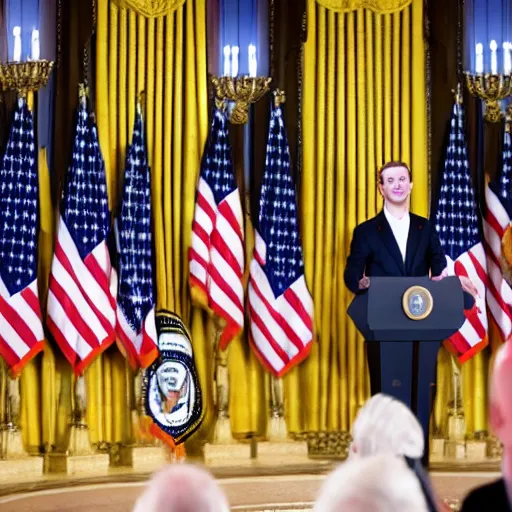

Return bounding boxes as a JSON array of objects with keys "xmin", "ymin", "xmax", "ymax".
[
  {"xmin": 358, "ymin": 273, "xmax": 370, "ymax": 290},
  {"xmin": 458, "ymin": 275, "xmax": 479, "ymax": 299},
  {"xmin": 431, "ymin": 268, "xmax": 448, "ymax": 282}
]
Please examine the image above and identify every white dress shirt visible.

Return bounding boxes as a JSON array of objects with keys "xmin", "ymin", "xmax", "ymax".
[{"xmin": 384, "ymin": 205, "xmax": 410, "ymax": 263}]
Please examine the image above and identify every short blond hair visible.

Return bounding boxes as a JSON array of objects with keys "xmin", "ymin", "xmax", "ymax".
[
  {"xmin": 378, "ymin": 161, "xmax": 412, "ymax": 184},
  {"xmin": 313, "ymin": 454, "xmax": 428, "ymax": 512},
  {"xmin": 349, "ymin": 393, "xmax": 424, "ymax": 459}
]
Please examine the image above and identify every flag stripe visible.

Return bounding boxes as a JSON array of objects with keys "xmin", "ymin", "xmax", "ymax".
[
  {"xmin": 249, "ymin": 271, "xmax": 304, "ymax": 353},
  {"xmin": 21, "ymin": 284, "xmax": 42, "ymax": 320},
  {"xmin": 0, "ymin": 98, "xmax": 44, "ymax": 373},
  {"xmin": 247, "ymin": 103, "xmax": 313, "ymax": 376},
  {"xmin": 189, "ymin": 109, "xmax": 245, "ymax": 347},
  {"xmin": 54, "ymin": 238, "xmax": 115, "ymax": 335}
]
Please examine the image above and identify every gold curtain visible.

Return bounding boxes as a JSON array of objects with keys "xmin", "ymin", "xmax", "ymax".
[
  {"xmin": 298, "ymin": 0, "xmax": 428, "ymax": 431},
  {"xmin": 92, "ymin": 0, "xmax": 214, "ymax": 446},
  {"xmin": 14, "ymin": 0, "xmax": 489, "ymax": 453}
]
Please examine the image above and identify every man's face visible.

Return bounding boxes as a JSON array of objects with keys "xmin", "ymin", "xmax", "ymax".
[{"xmin": 378, "ymin": 165, "xmax": 413, "ymax": 206}]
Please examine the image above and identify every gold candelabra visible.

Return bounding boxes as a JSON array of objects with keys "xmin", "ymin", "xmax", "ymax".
[
  {"xmin": 0, "ymin": 60, "xmax": 54, "ymax": 95},
  {"xmin": 210, "ymin": 75, "xmax": 272, "ymax": 124},
  {"xmin": 465, "ymin": 72, "xmax": 512, "ymax": 123}
]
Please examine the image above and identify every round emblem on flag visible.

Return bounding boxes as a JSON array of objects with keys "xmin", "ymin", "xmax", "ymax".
[
  {"xmin": 145, "ymin": 311, "xmax": 204, "ymax": 445},
  {"xmin": 402, "ymin": 286, "xmax": 433, "ymax": 321}
]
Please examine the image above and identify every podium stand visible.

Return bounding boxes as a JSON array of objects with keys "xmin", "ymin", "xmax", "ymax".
[{"xmin": 347, "ymin": 276, "xmax": 472, "ymax": 465}]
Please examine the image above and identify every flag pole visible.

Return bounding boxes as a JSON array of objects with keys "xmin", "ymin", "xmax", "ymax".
[
  {"xmin": 0, "ymin": 362, "xmax": 25, "ymax": 458},
  {"xmin": 212, "ymin": 317, "xmax": 234, "ymax": 444},
  {"xmin": 66, "ymin": 85, "xmax": 94, "ymax": 457},
  {"xmin": 266, "ymin": 89, "xmax": 290, "ymax": 443}
]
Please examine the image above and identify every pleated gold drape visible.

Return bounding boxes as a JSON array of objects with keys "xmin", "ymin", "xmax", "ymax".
[
  {"xmin": 298, "ymin": 0, "xmax": 428, "ymax": 431},
  {"xmin": 91, "ymin": 0, "xmax": 216, "ymax": 446}
]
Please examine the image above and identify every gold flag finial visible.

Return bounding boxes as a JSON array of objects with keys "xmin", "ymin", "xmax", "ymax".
[
  {"xmin": 505, "ymin": 103, "xmax": 512, "ymax": 133},
  {"xmin": 137, "ymin": 90, "xmax": 146, "ymax": 115},
  {"xmin": 451, "ymin": 82, "xmax": 463, "ymax": 104},
  {"xmin": 273, "ymin": 89, "xmax": 286, "ymax": 107},
  {"xmin": 78, "ymin": 82, "xmax": 88, "ymax": 107}
]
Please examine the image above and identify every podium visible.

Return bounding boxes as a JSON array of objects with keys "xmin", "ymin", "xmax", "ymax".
[{"xmin": 347, "ymin": 276, "xmax": 472, "ymax": 465}]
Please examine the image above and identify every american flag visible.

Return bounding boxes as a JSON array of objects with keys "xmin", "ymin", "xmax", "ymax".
[
  {"xmin": 0, "ymin": 98, "xmax": 44, "ymax": 375},
  {"xmin": 189, "ymin": 107, "xmax": 244, "ymax": 349},
  {"xmin": 434, "ymin": 98, "xmax": 488, "ymax": 362},
  {"xmin": 47, "ymin": 94, "xmax": 116, "ymax": 375},
  {"xmin": 115, "ymin": 106, "xmax": 158, "ymax": 369},
  {"xmin": 248, "ymin": 101, "xmax": 313, "ymax": 377},
  {"xmin": 482, "ymin": 126, "xmax": 512, "ymax": 341}
]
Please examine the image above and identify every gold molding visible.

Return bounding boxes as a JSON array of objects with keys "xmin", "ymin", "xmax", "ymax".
[
  {"xmin": 112, "ymin": 0, "xmax": 185, "ymax": 17},
  {"xmin": 315, "ymin": 0, "xmax": 412, "ymax": 14},
  {"xmin": 0, "ymin": 60, "xmax": 54, "ymax": 95}
]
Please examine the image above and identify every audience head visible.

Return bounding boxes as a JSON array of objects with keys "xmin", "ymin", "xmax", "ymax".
[
  {"xmin": 132, "ymin": 463, "xmax": 230, "ymax": 512},
  {"xmin": 313, "ymin": 454, "xmax": 429, "ymax": 512},
  {"xmin": 489, "ymin": 340, "xmax": 512, "ymax": 448},
  {"xmin": 349, "ymin": 393, "xmax": 424, "ymax": 459}
]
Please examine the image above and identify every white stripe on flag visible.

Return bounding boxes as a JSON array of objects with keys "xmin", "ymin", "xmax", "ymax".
[{"xmin": 48, "ymin": 290, "xmax": 93, "ymax": 361}]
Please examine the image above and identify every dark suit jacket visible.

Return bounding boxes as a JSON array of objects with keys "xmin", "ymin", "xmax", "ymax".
[
  {"xmin": 460, "ymin": 478, "xmax": 512, "ymax": 511},
  {"xmin": 344, "ymin": 210, "xmax": 447, "ymax": 294}
]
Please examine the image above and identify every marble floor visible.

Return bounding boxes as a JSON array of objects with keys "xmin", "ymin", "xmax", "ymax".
[{"xmin": 0, "ymin": 467, "xmax": 500, "ymax": 511}]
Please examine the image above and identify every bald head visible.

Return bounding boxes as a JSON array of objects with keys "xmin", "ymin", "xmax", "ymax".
[
  {"xmin": 132, "ymin": 464, "xmax": 230, "ymax": 512},
  {"xmin": 489, "ymin": 341, "xmax": 512, "ymax": 447}
]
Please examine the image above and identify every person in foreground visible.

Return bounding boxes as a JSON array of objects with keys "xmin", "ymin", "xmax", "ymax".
[
  {"xmin": 349, "ymin": 393, "xmax": 447, "ymax": 512},
  {"xmin": 132, "ymin": 463, "xmax": 230, "ymax": 512},
  {"xmin": 313, "ymin": 453, "xmax": 429, "ymax": 512},
  {"xmin": 343, "ymin": 161, "xmax": 477, "ymax": 463},
  {"xmin": 460, "ymin": 340, "xmax": 512, "ymax": 511}
]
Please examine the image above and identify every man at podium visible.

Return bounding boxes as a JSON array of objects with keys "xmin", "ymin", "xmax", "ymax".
[{"xmin": 344, "ymin": 161, "xmax": 477, "ymax": 463}]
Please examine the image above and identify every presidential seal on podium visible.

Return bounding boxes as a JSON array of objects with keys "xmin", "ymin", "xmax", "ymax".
[{"xmin": 402, "ymin": 285, "xmax": 434, "ymax": 321}]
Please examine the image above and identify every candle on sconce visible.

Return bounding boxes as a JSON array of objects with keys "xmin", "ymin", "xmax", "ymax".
[
  {"xmin": 31, "ymin": 28, "xmax": 40, "ymax": 61},
  {"xmin": 475, "ymin": 42, "xmax": 483, "ymax": 74},
  {"xmin": 12, "ymin": 26, "xmax": 21, "ymax": 62},
  {"xmin": 248, "ymin": 44, "xmax": 257, "ymax": 77},
  {"xmin": 223, "ymin": 45, "xmax": 231, "ymax": 76},
  {"xmin": 490, "ymin": 39, "xmax": 498, "ymax": 74},
  {"xmin": 231, "ymin": 46, "xmax": 239, "ymax": 77},
  {"xmin": 504, "ymin": 42, "xmax": 511, "ymax": 75}
]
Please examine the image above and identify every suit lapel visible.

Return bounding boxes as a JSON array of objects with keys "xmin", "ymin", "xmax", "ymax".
[
  {"xmin": 405, "ymin": 214, "xmax": 421, "ymax": 274},
  {"xmin": 376, "ymin": 211, "xmax": 405, "ymax": 275}
]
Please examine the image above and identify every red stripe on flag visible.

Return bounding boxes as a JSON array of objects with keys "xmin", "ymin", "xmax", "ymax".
[
  {"xmin": 0, "ymin": 334, "xmax": 22, "ymax": 369},
  {"xmin": 197, "ymin": 193, "xmax": 216, "ymax": 225},
  {"xmin": 486, "ymin": 208, "xmax": 506, "ymax": 239},
  {"xmin": 85, "ymin": 253, "xmax": 116, "ymax": 311},
  {"xmin": 284, "ymin": 287, "xmax": 313, "ymax": 333},
  {"xmin": 211, "ymin": 230, "xmax": 243, "ymax": 277},
  {"xmin": 48, "ymin": 276, "xmax": 101, "ymax": 350},
  {"xmin": 250, "ymin": 279, "xmax": 304, "ymax": 353},
  {"xmin": 55, "ymin": 242, "xmax": 114, "ymax": 337},
  {"xmin": 249, "ymin": 304, "xmax": 291, "ymax": 364},
  {"xmin": 192, "ymin": 220, "xmax": 211, "ymax": 249},
  {"xmin": 209, "ymin": 265, "xmax": 244, "ymax": 310},
  {"xmin": 0, "ymin": 296, "xmax": 39, "ymax": 348},
  {"xmin": 219, "ymin": 200, "xmax": 243, "ymax": 241},
  {"xmin": 21, "ymin": 287, "xmax": 42, "ymax": 320}
]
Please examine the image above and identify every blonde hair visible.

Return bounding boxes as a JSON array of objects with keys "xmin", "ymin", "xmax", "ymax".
[
  {"xmin": 349, "ymin": 393, "xmax": 424, "ymax": 459},
  {"xmin": 378, "ymin": 161, "xmax": 412, "ymax": 184},
  {"xmin": 313, "ymin": 454, "xmax": 428, "ymax": 512}
]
